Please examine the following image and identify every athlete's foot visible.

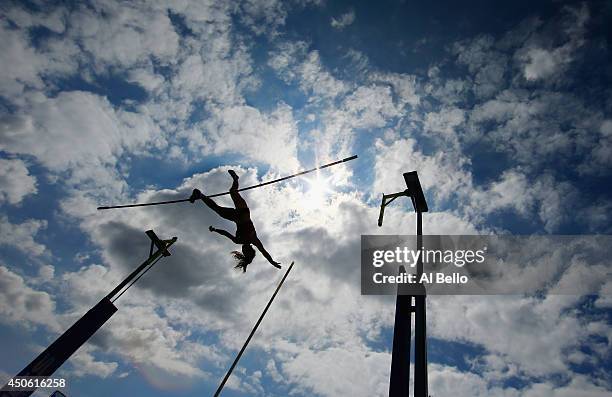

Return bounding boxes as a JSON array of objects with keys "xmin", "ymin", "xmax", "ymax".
[
  {"xmin": 189, "ymin": 189, "xmax": 202, "ymax": 203},
  {"xmin": 228, "ymin": 169, "xmax": 239, "ymax": 181},
  {"xmin": 209, "ymin": 226, "xmax": 215, "ymax": 232}
]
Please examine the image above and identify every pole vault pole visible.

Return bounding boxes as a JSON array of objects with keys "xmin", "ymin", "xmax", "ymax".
[
  {"xmin": 97, "ymin": 155, "xmax": 358, "ymax": 210},
  {"xmin": 214, "ymin": 262, "xmax": 295, "ymax": 397}
]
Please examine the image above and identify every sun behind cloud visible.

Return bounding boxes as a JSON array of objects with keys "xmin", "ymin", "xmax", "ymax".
[{"xmin": 302, "ymin": 173, "xmax": 333, "ymax": 211}]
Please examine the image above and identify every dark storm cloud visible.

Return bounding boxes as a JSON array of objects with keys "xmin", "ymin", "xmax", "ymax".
[{"xmin": 98, "ymin": 220, "xmax": 245, "ymax": 317}]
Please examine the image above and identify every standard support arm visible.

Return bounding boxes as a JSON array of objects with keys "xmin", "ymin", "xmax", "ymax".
[
  {"xmin": 378, "ymin": 190, "xmax": 409, "ymax": 227},
  {"xmin": 378, "ymin": 194, "xmax": 386, "ymax": 227},
  {"xmin": 105, "ymin": 230, "xmax": 177, "ymax": 301}
]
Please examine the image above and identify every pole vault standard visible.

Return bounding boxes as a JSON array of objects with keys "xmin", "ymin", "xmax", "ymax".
[
  {"xmin": 97, "ymin": 155, "xmax": 358, "ymax": 210},
  {"xmin": 214, "ymin": 262, "xmax": 294, "ymax": 397},
  {"xmin": 0, "ymin": 231, "xmax": 177, "ymax": 397},
  {"xmin": 378, "ymin": 171, "xmax": 429, "ymax": 397}
]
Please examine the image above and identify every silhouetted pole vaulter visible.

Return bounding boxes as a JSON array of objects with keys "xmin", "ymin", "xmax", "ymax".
[
  {"xmin": 189, "ymin": 170, "xmax": 280, "ymax": 272},
  {"xmin": 96, "ymin": 155, "xmax": 358, "ymax": 210},
  {"xmin": 378, "ymin": 171, "xmax": 429, "ymax": 397},
  {"xmin": 0, "ymin": 230, "xmax": 177, "ymax": 397},
  {"xmin": 214, "ymin": 261, "xmax": 295, "ymax": 397}
]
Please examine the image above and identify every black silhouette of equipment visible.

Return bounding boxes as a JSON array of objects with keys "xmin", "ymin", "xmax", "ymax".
[
  {"xmin": 378, "ymin": 171, "xmax": 428, "ymax": 227},
  {"xmin": 214, "ymin": 262, "xmax": 295, "ymax": 397},
  {"xmin": 0, "ymin": 230, "xmax": 177, "ymax": 397},
  {"xmin": 378, "ymin": 171, "xmax": 429, "ymax": 397}
]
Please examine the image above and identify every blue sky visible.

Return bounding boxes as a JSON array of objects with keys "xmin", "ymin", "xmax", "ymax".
[{"xmin": 0, "ymin": 0, "xmax": 611, "ymax": 396}]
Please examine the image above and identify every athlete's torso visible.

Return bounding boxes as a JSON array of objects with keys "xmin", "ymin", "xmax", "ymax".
[{"xmin": 235, "ymin": 208, "xmax": 256, "ymax": 243}]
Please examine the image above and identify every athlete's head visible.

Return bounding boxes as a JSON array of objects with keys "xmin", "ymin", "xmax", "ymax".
[{"xmin": 232, "ymin": 244, "xmax": 256, "ymax": 272}]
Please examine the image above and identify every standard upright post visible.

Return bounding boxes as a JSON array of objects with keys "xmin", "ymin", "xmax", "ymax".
[
  {"xmin": 413, "ymin": 211, "xmax": 428, "ymax": 397},
  {"xmin": 416, "ymin": 212, "xmax": 423, "ymax": 277},
  {"xmin": 0, "ymin": 231, "xmax": 176, "ymax": 397},
  {"xmin": 381, "ymin": 171, "xmax": 428, "ymax": 397},
  {"xmin": 0, "ymin": 298, "xmax": 117, "ymax": 397},
  {"xmin": 389, "ymin": 267, "xmax": 412, "ymax": 397}
]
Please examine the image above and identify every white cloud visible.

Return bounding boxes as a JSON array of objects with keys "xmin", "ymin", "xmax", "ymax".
[
  {"xmin": 373, "ymin": 138, "xmax": 472, "ymax": 205},
  {"xmin": 279, "ymin": 345, "xmax": 389, "ymax": 396},
  {"xmin": 521, "ymin": 47, "xmax": 561, "ymax": 81},
  {"xmin": 467, "ymin": 89, "xmax": 600, "ymax": 170},
  {"xmin": 171, "ymin": 46, "xmax": 256, "ymax": 107},
  {"xmin": 342, "ymin": 85, "xmax": 402, "ymax": 129},
  {"xmin": 127, "ymin": 67, "xmax": 165, "ymax": 93},
  {"xmin": 372, "ymin": 137, "xmax": 580, "ymax": 232},
  {"xmin": 428, "ymin": 294, "xmax": 608, "ymax": 378},
  {"xmin": 237, "ymin": 0, "xmax": 327, "ymax": 37},
  {"xmin": 344, "ymin": 49, "xmax": 370, "ymax": 77},
  {"xmin": 304, "ymin": 83, "xmax": 403, "ymax": 168},
  {"xmin": 331, "ymin": 9, "xmax": 355, "ymax": 30},
  {"xmin": 0, "ymin": 265, "xmax": 60, "ymax": 331},
  {"xmin": 428, "ymin": 364, "xmax": 504, "ymax": 397},
  {"xmin": 59, "ymin": 264, "xmax": 223, "ymax": 379},
  {"xmin": 469, "ymin": 170, "xmax": 576, "ymax": 231},
  {"xmin": 0, "ymin": 158, "xmax": 37, "ymax": 205},
  {"xmin": 595, "ymin": 281, "xmax": 612, "ymax": 309},
  {"xmin": 579, "ymin": 119, "xmax": 612, "ymax": 175},
  {"xmin": 196, "ymin": 103, "xmax": 300, "ymax": 171},
  {"xmin": 453, "ymin": 35, "xmax": 508, "ymax": 98},
  {"xmin": 423, "ymin": 107, "xmax": 465, "ymax": 144},
  {"xmin": 521, "ymin": 374, "xmax": 611, "ymax": 397},
  {"xmin": 266, "ymin": 359, "xmax": 284, "ymax": 383},
  {"xmin": 0, "ymin": 215, "xmax": 47, "ymax": 256},
  {"xmin": 429, "ymin": 364, "xmax": 612, "ymax": 397},
  {"xmin": 0, "ymin": 20, "xmax": 46, "ymax": 98},
  {"xmin": 517, "ymin": 4, "xmax": 589, "ymax": 81},
  {"xmin": 33, "ymin": 264, "xmax": 55, "ymax": 285},
  {"xmin": 61, "ymin": 264, "xmax": 120, "ymax": 310},
  {"xmin": 453, "ymin": 35, "xmax": 496, "ymax": 70},
  {"xmin": 238, "ymin": 0, "xmax": 287, "ymax": 36},
  {"xmin": 0, "ymin": 8, "xmax": 78, "ymax": 100},
  {"xmin": 269, "ymin": 42, "xmax": 349, "ymax": 99},
  {"xmin": 370, "ymin": 72, "xmax": 420, "ymax": 107},
  {"xmin": 4, "ymin": 5, "xmax": 67, "ymax": 34},
  {"xmin": 0, "ymin": 0, "xmax": 264, "ymax": 202},
  {"xmin": 67, "ymin": 345, "xmax": 118, "ymax": 378},
  {"xmin": 268, "ymin": 41, "xmax": 308, "ymax": 81},
  {"xmin": 425, "ymin": 75, "xmax": 470, "ymax": 105},
  {"xmin": 96, "ymin": 305, "xmax": 210, "ymax": 379},
  {"xmin": 300, "ymin": 51, "xmax": 349, "ymax": 99},
  {"xmin": 580, "ymin": 200, "xmax": 612, "ymax": 233},
  {"xmin": 0, "ymin": 90, "xmax": 165, "ymax": 198},
  {"xmin": 68, "ymin": 2, "xmax": 180, "ymax": 71}
]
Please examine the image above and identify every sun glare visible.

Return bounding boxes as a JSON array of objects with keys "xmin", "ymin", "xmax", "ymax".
[{"xmin": 303, "ymin": 173, "xmax": 333, "ymax": 210}]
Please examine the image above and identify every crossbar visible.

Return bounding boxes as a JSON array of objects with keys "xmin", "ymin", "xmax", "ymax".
[{"xmin": 97, "ymin": 155, "xmax": 358, "ymax": 210}]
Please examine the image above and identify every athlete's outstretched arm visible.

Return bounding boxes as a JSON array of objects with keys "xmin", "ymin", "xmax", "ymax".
[{"xmin": 253, "ymin": 238, "xmax": 281, "ymax": 269}]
